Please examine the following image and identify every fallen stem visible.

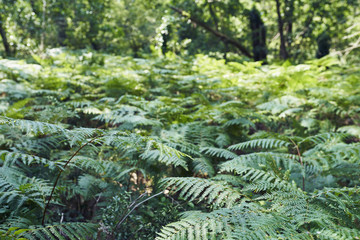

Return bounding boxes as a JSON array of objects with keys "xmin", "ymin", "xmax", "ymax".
[{"xmin": 289, "ymin": 138, "xmax": 305, "ymax": 191}]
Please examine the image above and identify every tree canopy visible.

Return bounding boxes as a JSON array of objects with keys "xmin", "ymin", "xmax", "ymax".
[{"xmin": 0, "ymin": 0, "xmax": 358, "ymax": 60}]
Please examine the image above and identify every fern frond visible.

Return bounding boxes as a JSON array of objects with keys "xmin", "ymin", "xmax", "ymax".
[
  {"xmin": 221, "ymin": 165, "xmax": 300, "ymax": 192},
  {"xmin": 0, "ymin": 178, "xmax": 28, "ymax": 211},
  {"xmin": 0, "ymin": 150, "xmax": 54, "ymax": 168},
  {"xmin": 338, "ymin": 125, "xmax": 360, "ymax": 138},
  {"xmin": 228, "ymin": 138, "xmax": 290, "ymax": 151},
  {"xmin": 166, "ymin": 142, "xmax": 201, "ymax": 157},
  {"xmin": 200, "ymin": 147, "xmax": 238, "ymax": 159},
  {"xmin": 71, "ymin": 156, "xmax": 133, "ymax": 181},
  {"xmin": 321, "ymin": 142, "xmax": 360, "ymax": 164},
  {"xmin": 299, "ymin": 132, "xmax": 346, "ymax": 145},
  {"xmin": 220, "ymin": 152, "xmax": 298, "ymax": 170},
  {"xmin": 13, "ymin": 135, "xmax": 65, "ymax": 156},
  {"xmin": 65, "ymin": 128, "xmax": 104, "ymax": 147},
  {"xmin": 156, "ymin": 203, "xmax": 308, "ymax": 240},
  {"xmin": 316, "ymin": 226, "xmax": 360, "ymax": 240},
  {"xmin": 211, "ymin": 174, "xmax": 245, "ymax": 187},
  {"xmin": 156, "ymin": 210, "xmax": 230, "ymax": 240},
  {"xmin": 192, "ymin": 157, "xmax": 215, "ymax": 177},
  {"xmin": 0, "ymin": 167, "xmax": 52, "ymax": 211},
  {"xmin": 162, "ymin": 177, "xmax": 243, "ymax": 207},
  {"xmin": 94, "ymin": 106, "xmax": 162, "ymax": 127},
  {"xmin": 16, "ymin": 222, "xmax": 97, "ymax": 240},
  {"xmin": 311, "ymin": 187, "xmax": 360, "ymax": 219},
  {"xmin": 214, "ymin": 133, "xmax": 231, "ymax": 148},
  {"xmin": 141, "ymin": 141, "xmax": 191, "ymax": 170},
  {"xmin": 223, "ymin": 117, "xmax": 255, "ymax": 129},
  {"xmin": 0, "ymin": 117, "xmax": 66, "ymax": 135}
]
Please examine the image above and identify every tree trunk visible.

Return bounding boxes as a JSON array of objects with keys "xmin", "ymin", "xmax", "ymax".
[
  {"xmin": 275, "ymin": 0, "xmax": 288, "ymax": 60},
  {"xmin": 249, "ymin": 7, "xmax": 267, "ymax": 61},
  {"xmin": 208, "ymin": 3, "xmax": 219, "ymax": 31},
  {"xmin": 40, "ymin": 0, "xmax": 47, "ymax": 51},
  {"xmin": 170, "ymin": 6, "xmax": 253, "ymax": 59},
  {"xmin": 284, "ymin": 0, "xmax": 294, "ymax": 50},
  {"xmin": 0, "ymin": 15, "xmax": 11, "ymax": 56}
]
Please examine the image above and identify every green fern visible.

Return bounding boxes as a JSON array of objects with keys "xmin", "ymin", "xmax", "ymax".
[
  {"xmin": 4, "ymin": 222, "xmax": 98, "ymax": 240},
  {"xmin": 0, "ymin": 150, "xmax": 54, "ymax": 168},
  {"xmin": 299, "ymin": 132, "xmax": 346, "ymax": 145},
  {"xmin": 200, "ymin": 147, "xmax": 238, "ymax": 160},
  {"xmin": 228, "ymin": 138, "xmax": 291, "ymax": 151},
  {"xmin": 156, "ymin": 202, "xmax": 310, "ymax": 240},
  {"xmin": 141, "ymin": 140, "xmax": 191, "ymax": 170},
  {"xmin": 162, "ymin": 177, "xmax": 243, "ymax": 207},
  {"xmin": 0, "ymin": 117, "xmax": 66, "ymax": 135}
]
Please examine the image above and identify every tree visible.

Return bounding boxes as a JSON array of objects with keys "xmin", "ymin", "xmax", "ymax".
[
  {"xmin": 248, "ymin": 7, "xmax": 267, "ymax": 61},
  {"xmin": 316, "ymin": 30, "xmax": 331, "ymax": 58},
  {"xmin": 170, "ymin": 6, "xmax": 252, "ymax": 58},
  {"xmin": 275, "ymin": 0, "xmax": 289, "ymax": 60},
  {"xmin": 0, "ymin": 14, "xmax": 11, "ymax": 56}
]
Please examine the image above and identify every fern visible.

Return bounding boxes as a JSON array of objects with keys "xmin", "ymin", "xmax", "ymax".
[
  {"xmin": 220, "ymin": 152, "xmax": 299, "ymax": 170},
  {"xmin": 0, "ymin": 150, "xmax": 54, "ymax": 168},
  {"xmin": 316, "ymin": 227, "xmax": 360, "ymax": 240},
  {"xmin": 141, "ymin": 140, "xmax": 191, "ymax": 170},
  {"xmin": 156, "ymin": 202, "xmax": 310, "ymax": 240},
  {"xmin": 2, "ymin": 50, "xmax": 360, "ymax": 240},
  {"xmin": 0, "ymin": 167, "xmax": 51, "ymax": 214},
  {"xmin": 228, "ymin": 138, "xmax": 291, "ymax": 151},
  {"xmin": 299, "ymin": 132, "xmax": 346, "ymax": 145},
  {"xmin": 65, "ymin": 127, "xmax": 104, "ymax": 147},
  {"xmin": 162, "ymin": 177, "xmax": 243, "ymax": 207},
  {"xmin": 3, "ymin": 222, "xmax": 98, "ymax": 240},
  {"xmin": 192, "ymin": 157, "xmax": 215, "ymax": 177},
  {"xmin": 222, "ymin": 165, "xmax": 299, "ymax": 192},
  {"xmin": 200, "ymin": 147, "xmax": 238, "ymax": 160},
  {"xmin": 0, "ymin": 117, "xmax": 66, "ymax": 135}
]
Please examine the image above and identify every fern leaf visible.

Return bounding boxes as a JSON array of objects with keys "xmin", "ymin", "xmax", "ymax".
[
  {"xmin": 65, "ymin": 128, "xmax": 104, "ymax": 147},
  {"xmin": 192, "ymin": 157, "xmax": 215, "ymax": 177},
  {"xmin": 156, "ymin": 203, "xmax": 306, "ymax": 240},
  {"xmin": 0, "ymin": 150, "xmax": 54, "ymax": 168},
  {"xmin": 200, "ymin": 147, "xmax": 238, "ymax": 159},
  {"xmin": 0, "ymin": 117, "xmax": 66, "ymax": 135},
  {"xmin": 299, "ymin": 132, "xmax": 346, "ymax": 145},
  {"xmin": 18, "ymin": 223, "xmax": 97, "ymax": 240},
  {"xmin": 220, "ymin": 152, "xmax": 298, "ymax": 170},
  {"xmin": 316, "ymin": 227, "xmax": 360, "ymax": 240},
  {"xmin": 221, "ymin": 165, "xmax": 300, "ymax": 192},
  {"xmin": 228, "ymin": 139, "xmax": 290, "ymax": 151},
  {"xmin": 162, "ymin": 177, "xmax": 242, "ymax": 207},
  {"xmin": 141, "ymin": 141, "xmax": 191, "ymax": 170}
]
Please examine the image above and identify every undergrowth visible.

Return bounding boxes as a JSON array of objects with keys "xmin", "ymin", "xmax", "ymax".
[{"xmin": 0, "ymin": 49, "xmax": 359, "ymax": 239}]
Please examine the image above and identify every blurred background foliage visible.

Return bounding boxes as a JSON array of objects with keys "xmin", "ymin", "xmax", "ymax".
[{"xmin": 0, "ymin": 0, "xmax": 359, "ymax": 61}]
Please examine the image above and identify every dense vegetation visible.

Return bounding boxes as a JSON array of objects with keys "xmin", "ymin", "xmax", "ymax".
[
  {"xmin": 0, "ymin": 50, "xmax": 359, "ymax": 239},
  {"xmin": 0, "ymin": 0, "xmax": 360, "ymax": 239}
]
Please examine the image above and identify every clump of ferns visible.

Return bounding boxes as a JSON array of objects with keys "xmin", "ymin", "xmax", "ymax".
[
  {"xmin": 0, "ymin": 117, "xmax": 190, "ymax": 215},
  {"xmin": 156, "ymin": 132, "xmax": 360, "ymax": 239}
]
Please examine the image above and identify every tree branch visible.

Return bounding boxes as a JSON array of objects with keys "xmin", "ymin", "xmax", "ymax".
[{"xmin": 170, "ymin": 6, "xmax": 253, "ymax": 59}]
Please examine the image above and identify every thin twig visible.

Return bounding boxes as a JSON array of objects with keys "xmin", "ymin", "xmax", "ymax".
[
  {"xmin": 41, "ymin": 134, "xmax": 104, "ymax": 225},
  {"xmin": 110, "ymin": 192, "xmax": 163, "ymax": 239},
  {"xmin": 128, "ymin": 192, "xmax": 147, "ymax": 209},
  {"xmin": 289, "ymin": 138, "xmax": 305, "ymax": 191}
]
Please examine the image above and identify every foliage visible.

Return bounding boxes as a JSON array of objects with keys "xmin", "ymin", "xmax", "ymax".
[
  {"xmin": 0, "ymin": 0, "xmax": 359, "ymax": 61},
  {"xmin": 0, "ymin": 48, "xmax": 359, "ymax": 239}
]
